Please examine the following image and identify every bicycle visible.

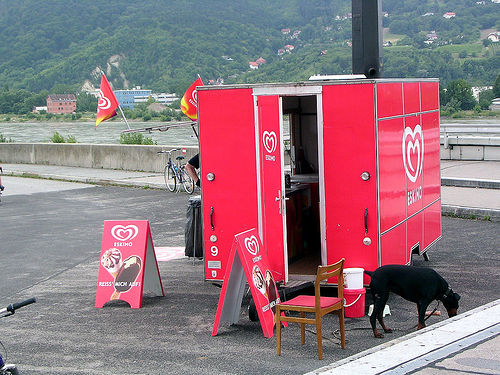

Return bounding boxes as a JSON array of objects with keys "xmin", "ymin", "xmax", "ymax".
[
  {"xmin": 0, "ymin": 297, "xmax": 37, "ymax": 375},
  {"xmin": 157, "ymin": 149, "xmax": 195, "ymax": 194}
]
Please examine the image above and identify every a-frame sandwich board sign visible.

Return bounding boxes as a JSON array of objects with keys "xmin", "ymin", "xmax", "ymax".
[
  {"xmin": 212, "ymin": 228, "xmax": 280, "ymax": 338},
  {"xmin": 95, "ymin": 220, "xmax": 164, "ymax": 309}
]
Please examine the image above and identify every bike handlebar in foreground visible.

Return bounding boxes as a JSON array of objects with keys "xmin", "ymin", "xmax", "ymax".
[{"xmin": 0, "ymin": 298, "xmax": 37, "ymax": 316}]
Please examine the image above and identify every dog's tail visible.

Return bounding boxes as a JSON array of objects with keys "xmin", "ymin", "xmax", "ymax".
[{"xmin": 364, "ymin": 270, "xmax": 373, "ymax": 277}]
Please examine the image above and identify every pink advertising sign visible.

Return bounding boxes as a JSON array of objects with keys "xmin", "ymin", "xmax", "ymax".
[
  {"xmin": 212, "ymin": 228, "xmax": 280, "ymax": 338},
  {"xmin": 95, "ymin": 220, "xmax": 164, "ymax": 309}
]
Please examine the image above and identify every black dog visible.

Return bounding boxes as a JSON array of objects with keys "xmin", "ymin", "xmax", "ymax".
[{"xmin": 365, "ymin": 265, "xmax": 460, "ymax": 338}]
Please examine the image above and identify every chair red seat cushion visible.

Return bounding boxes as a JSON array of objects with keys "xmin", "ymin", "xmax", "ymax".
[{"xmin": 280, "ymin": 295, "xmax": 342, "ymax": 309}]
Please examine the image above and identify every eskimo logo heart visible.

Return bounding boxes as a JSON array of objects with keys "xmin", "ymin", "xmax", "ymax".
[
  {"xmin": 262, "ymin": 131, "xmax": 277, "ymax": 154},
  {"xmin": 111, "ymin": 225, "xmax": 139, "ymax": 241},
  {"xmin": 402, "ymin": 124, "xmax": 424, "ymax": 183},
  {"xmin": 244, "ymin": 235, "xmax": 259, "ymax": 256},
  {"xmin": 97, "ymin": 90, "xmax": 111, "ymax": 110},
  {"xmin": 191, "ymin": 89, "xmax": 198, "ymax": 106}
]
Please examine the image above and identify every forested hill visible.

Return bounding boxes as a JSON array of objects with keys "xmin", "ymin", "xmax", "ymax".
[{"xmin": 0, "ymin": 0, "xmax": 498, "ymax": 95}]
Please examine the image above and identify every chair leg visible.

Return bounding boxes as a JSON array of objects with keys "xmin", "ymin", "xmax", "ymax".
[
  {"xmin": 339, "ymin": 308, "xmax": 346, "ymax": 349},
  {"xmin": 300, "ymin": 312, "xmax": 306, "ymax": 345},
  {"xmin": 276, "ymin": 306, "xmax": 282, "ymax": 356},
  {"xmin": 316, "ymin": 316, "xmax": 323, "ymax": 360}
]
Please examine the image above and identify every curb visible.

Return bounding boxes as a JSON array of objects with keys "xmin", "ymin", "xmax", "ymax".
[
  {"xmin": 5, "ymin": 170, "xmax": 167, "ymax": 190},
  {"xmin": 441, "ymin": 177, "xmax": 500, "ymax": 189},
  {"xmin": 441, "ymin": 204, "xmax": 500, "ymax": 222}
]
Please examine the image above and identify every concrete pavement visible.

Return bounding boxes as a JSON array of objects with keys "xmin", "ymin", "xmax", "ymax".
[
  {"xmin": 440, "ymin": 160, "xmax": 500, "ymax": 222},
  {"xmin": 1, "ymin": 160, "xmax": 499, "ymax": 374},
  {"xmin": 307, "ymin": 300, "xmax": 500, "ymax": 375}
]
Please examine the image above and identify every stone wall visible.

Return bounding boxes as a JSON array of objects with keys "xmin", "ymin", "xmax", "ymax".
[{"xmin": 0, "ymin": 143, "xmax": 199, "ymax": 172}]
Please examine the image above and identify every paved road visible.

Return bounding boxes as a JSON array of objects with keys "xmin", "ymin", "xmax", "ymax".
[{"xmin": 0, "ymin": 177, "xmax": 188, "ymax": 300}]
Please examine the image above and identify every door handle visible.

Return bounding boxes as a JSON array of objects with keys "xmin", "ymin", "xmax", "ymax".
[
  {"xmin": 275, "ymin": 190, "xmax": 282, "ymax": 214},
  {"xmin": 364, "ymin": 208, "xmax": 368, "ymax": 234},
  {"xmin": 210, "ymin": 206, "xmax": 215, "ymax": 231},
  {"xmin": 275, "ymin": 190, "xmax": 288, "ymax": 214}
]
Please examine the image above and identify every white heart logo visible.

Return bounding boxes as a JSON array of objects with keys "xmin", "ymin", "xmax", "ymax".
[
  {"xmin": 244, "ymin": 235, "xmax": 259, "ymax": 256},
  {"xmin": 402, "ymin": 125, "xmax": 424, "ymax": 183},
  {"xmin": 111, "ymin": 225, "xmax": 139, "ymax": 241},
  {"xmin": 97, "ymin": 90, "xmax": 111, "ymax": 110},
  {"xmin": 191, "ymin": 89, "xmax": 198, "ymax": 106},
  {"xmin": 262, "ymin": 131, "xmax": 277, "ymax": 154}
]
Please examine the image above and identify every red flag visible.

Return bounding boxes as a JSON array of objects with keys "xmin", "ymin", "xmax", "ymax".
[
  {"xmin": 180, "ymin": 77, "xmax": 203, "ymax": 121},
  {"xmin": 96, "ymin": 74, "xmax": 119, "ymax": 126}
]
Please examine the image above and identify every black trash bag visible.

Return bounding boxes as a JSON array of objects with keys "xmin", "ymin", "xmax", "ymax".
[{"xmin": 185, "ymin": 195, "xmax": 203, "ymax": 257}]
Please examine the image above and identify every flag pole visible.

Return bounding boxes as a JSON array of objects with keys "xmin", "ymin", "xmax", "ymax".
[
  {"xmin": 191, "ymin": 121, "xmax": 199, "ymax": 140},
  {"xmin": 192, "ymin": 74, "xmax": 201, "ymax": 139},
  {"xmin": 117, "ymin": 105, "xmax": 131, "ymax": 130}
]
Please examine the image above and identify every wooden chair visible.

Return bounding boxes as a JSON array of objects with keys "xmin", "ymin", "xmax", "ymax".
[{"xmin": 275, "ymin": 258, "xmax": 345, "ymax": 360}]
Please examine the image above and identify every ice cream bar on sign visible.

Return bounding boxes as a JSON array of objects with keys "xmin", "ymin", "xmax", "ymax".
[{"xmin": 95, "ymin": 220, "xmax": 164, "ymax": 309}]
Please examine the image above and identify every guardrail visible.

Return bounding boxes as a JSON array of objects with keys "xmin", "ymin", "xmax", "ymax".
[
  {"xmin": 441, "ymin": 123, "xmax": 500, "ymax": 149},
  {"xmin": 441, "ymin": 123, "xmax": 500, "ymax": 134}
]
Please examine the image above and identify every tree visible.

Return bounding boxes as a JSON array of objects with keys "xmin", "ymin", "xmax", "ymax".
[
  {"xmin": 478, "ymin": 89, "xmax": 494, "ymax": 110},
  {"xmin": 76, "ymin": 92, "xmax": 97, "ymax": 112},
  {"xmin": 494, "ymin": 73, "xmax": 500, "ymax": 98},
  {"xmin": 50, "ymin": 84, "xmax": 77, "ymax": 94},
  {"xmin": 445, "ymin": 79, "xmax": 476, "ymax": 111}
]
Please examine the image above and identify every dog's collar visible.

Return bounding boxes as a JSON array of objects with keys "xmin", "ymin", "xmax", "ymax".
[{"xmin": 443, "ymin": 287, "xmax": 453, "ymax": 299}]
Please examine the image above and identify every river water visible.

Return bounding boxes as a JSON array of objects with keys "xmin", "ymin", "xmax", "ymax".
[
  {"xmin": 0, "ymin": 118, "xmax": 498, "ymax": 146},
  {"xmin": 0, "ymin": 121, "xmax": 199, "ymax": 146}
]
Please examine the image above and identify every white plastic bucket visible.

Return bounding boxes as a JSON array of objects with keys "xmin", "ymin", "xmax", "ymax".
[{"xmin": 343, "ymin": 267, "xmax": 364, "ymax": 290}]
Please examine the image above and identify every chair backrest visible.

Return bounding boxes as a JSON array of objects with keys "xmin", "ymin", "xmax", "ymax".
[{"xmin": 314, "ymin": 258, "xmax": 345, "ymax": 308}]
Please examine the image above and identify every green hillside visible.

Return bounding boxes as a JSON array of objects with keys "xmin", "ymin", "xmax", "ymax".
[{"xmin": 0, "ymin": 0, "xmax": 498, "ymax": 95}]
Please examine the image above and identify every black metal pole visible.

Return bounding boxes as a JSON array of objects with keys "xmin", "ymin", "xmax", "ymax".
[{"xmin": 352, "ymin": 0, "xmax": 383, "ymax": 78}]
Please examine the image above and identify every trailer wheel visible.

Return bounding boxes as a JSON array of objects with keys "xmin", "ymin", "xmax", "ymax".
[{"xmin": 248, "ymin": 298, "xmax": 258, "ymax": 322}]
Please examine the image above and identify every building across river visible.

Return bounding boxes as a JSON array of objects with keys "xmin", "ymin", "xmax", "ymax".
[{"xmin": 114, "ymin": 87, "xmax": 179, "ymax": 109}]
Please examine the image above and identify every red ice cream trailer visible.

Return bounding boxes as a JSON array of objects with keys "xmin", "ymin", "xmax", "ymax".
[{"xmin": 197, "ymin": 78, "xmax": 441, "ymax": 285}]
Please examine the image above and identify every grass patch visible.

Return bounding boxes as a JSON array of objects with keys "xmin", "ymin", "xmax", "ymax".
[
  {"xmin": 50, "ymin": 132, "xmax": 78, "ymax": 143},
  {"xmin": 443, "ymin": 211, "xmax": 492, "ymax": 222},
  {"xmin": 383, "ymin": 28, "xmax": 405, "ymax": 43},
  {"xmin": 437, "ymin": 42, "xmax": 485, "ymax": 57},
  {"xmin": 119, "ymin": 132, "xmax": 157, "ymax": 145}
]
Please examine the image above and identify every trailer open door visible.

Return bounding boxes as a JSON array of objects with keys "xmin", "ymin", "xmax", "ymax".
[{"xmin": 255, "ymin": 95, "xmax": 287, "ymax": 283}]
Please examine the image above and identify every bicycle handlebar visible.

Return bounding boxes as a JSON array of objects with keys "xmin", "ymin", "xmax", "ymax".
[
  {"xmin": 157, "ymin": 148, "xmax": 180, "ymax": 155},
  {"xmin": 10, "ymin": 297, "xmax": 37, "ymax": 312},
  {"xmin": 1, "ymin": 297, "xmax": 37, "ymax": 316}
]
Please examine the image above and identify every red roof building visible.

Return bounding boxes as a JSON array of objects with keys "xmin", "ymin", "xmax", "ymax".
[
  {"xmin": 256, "ymin": 57, "xmax": 267, "ymax": 65},
  {"xmin": 47, "ymin": 94, "xmax": 77, "ymax": 114}
]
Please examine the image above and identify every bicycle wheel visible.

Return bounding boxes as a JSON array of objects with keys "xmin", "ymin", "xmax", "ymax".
[
  {"xmin": 164, "ymin": 165, "xmax": 176, "ymax": 192},
  {"xmin": 181, "ymin": 168, "xmax": 195, "ymax": 194}
]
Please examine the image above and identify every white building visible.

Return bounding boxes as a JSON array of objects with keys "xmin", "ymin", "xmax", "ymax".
[
  {"xmin": 472, "ymin": 86, "xmax": 492, "ymax": 100},
  {"xmin": 490, "ymin": 98, "xmax": 500, "ymax": 111},
  {"xmin": 134, "ymin": 93, "xmax": 179, "ymax": 106}
]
